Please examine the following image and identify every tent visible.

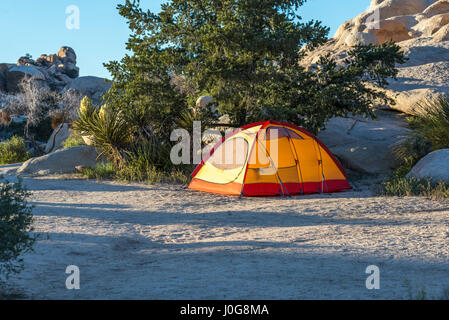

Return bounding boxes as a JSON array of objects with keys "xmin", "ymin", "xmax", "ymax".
[{"xmin": 189, "ymin": 120, "xmax": 351, "ymax": 197}]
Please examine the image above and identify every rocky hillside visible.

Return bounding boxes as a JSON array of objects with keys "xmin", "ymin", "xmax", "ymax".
[
  {"xmin": 302, "ymin": 0, "xmax": 449, "ymax": 114},
  {"xmin": 0, "ymin": 46, "xmax": 111, "ymax": 101}
]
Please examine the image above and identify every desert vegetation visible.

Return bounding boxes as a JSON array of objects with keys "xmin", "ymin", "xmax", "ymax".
[
  {"xmin": 67, "ymin": 0, "xmax": 406, "ymax": 183},
  {"xmin": 0, "ymin": 177, "xmax": 35, "ymax": 283},
  {"xmin": 0, "ymin": 136, "xmax": 30, "ymax": 165},
  {"xmin": 0, "ymin": 77, "xmax": 82, "ymax": 158},
  {"xmin": 381, "ymin": 95, "xmax": 449, "ymax": 200}
]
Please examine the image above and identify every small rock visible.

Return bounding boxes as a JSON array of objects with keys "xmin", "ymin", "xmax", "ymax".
[{"xmin": 75, "ymin": 166, "xmax": 86, "ymax": 172}]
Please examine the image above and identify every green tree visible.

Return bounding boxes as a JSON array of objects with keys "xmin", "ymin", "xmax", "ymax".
[
  {"xmin": 106, "ymin": 0, "xmax": 406, "ymax": 137},
  {"xmin": 0, "ymin": 178, "xmax": 35, "ymax": 280}
]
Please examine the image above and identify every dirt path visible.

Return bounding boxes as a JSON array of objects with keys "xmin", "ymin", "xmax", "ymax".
[{"xmin": 4, "ymin": 174, "xmax": 449, "ymax": 299}]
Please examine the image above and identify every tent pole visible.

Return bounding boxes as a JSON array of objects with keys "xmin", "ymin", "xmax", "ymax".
[
  {"xmin": 313, "ymin": 137, "xmax": 328, "ymax": 193},
  {"xmin": 285, "ymin": 129, "xmax": 305, "ymax": 195}
]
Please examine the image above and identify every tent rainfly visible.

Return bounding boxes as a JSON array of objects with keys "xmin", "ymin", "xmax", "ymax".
[{"xmin": 189, "ymin": 121, "xmax": 351, "ymax": 197}]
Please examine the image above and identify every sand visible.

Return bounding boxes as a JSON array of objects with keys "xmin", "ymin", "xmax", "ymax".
[{"xmin": 2, "ymin": 169, "xmax": 449, "ymax": 300}]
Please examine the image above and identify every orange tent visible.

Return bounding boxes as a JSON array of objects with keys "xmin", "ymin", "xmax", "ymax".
[{"xmin": 189, "ymin": 121, "xmax": 351, "ymax": 197}]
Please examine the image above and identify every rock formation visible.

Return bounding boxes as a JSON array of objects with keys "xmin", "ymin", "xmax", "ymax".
[
  {"xmin": 4, "ymin": 46, "xmax": 79, "ymax": 93},
  {"xmin": 0, "ymin": 46, "xmax": 111, "ymax": 100},
  {"xmin": 302, "ymin": 0, "xmax": 449, "ymax": 114}
]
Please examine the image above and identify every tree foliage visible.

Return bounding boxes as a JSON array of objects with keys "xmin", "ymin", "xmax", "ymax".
[
  {"xmin": 105, "ymin": 0, "xmax": 406, "ymax": 135},
  {"xmin": 0, "ymin": 178, "xmax": 35, "ymax": 280}
]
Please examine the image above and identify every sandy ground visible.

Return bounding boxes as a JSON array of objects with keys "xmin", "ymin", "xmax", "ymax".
[{"xmin": 2, "ymin": 167, "xmax": 449, "ymax": 300}]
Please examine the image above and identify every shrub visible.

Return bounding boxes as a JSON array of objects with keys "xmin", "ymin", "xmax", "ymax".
[
  {"xmin": 80, "ymin": 163, "xmax": 116, "ymax": 180},
  {"xmin": 411, "ymin": 95, "xmax": 449, "ymax": 150},
  {"xmin": 63, "ymin": 133, "xmax": 86, "ymax": 148},
  {"xmin": 0, "ymin": 178, "xmax": 35, "ymax": 281},
  {"xmin": 381, "ymin": 176, "xmax": 449, "ymax": 201},
  {"xmin": 2, "ymin": 78, "xmax": 82, "ymax": 148},
  {"xmin": 117, "ymin": 141, "xmax": 190, "ymax": 184},
  {"xmin": 118, "ymin": 164, "xmax": 189, "ymax": 185},
  {"xmin": 0, "ymin": 136, "xmax": 31, "ymax": 165},
  {"xmin": 72, "ymin": 97, "xmax": 191, "ymax": 184},
  {"xmin": 392, "ymin": 134, "xmax": 432, "ymax": 174},
  {"xmin": 391, "ymin": 95, "xmax": 449, "ymax": 177}
]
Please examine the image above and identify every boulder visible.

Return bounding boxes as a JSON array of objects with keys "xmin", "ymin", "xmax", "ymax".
[
  {"xmin": 0, "ymin": 110, "xmax": 12, "ymax": 126},
  {"xmin": 368, "ymin": 19, "xmax": 412, "ymax": 43},
  {"xmin": 370, "ymin": 0, "xmax": 432, "ymax": 19},
  {"xmin": 196, "ymin": 96, "xmax": 220, "ymax": 114},
  {"xmin": 0, "ymin": 64, "xmax": 13, "ymax": 92},
  {"xmin": 64, "ymin": 76, "xmax": 111, "ymax": 102},
  {"xmin": 6, "ymin": 65, "xmax": 47, "ymax": 92},
  {"xmin": 344, "ymin": 32, "xmax": 379, "ymax": 46},
  {"xmin": 407, "ymin": 149, "xmax": 449, "ymax": 183},
  {"xmin": 17, "ymin": 56, "xmax": 35, "ymax": 66},
  {"xmin": 8, "ymin": 65, "xmax": 46, "ymax": 80},
  {"xmin": 57, "ymin": 47, "xmax": 77, "ymax": 65},
  {"xmin": 433, "ymin": 23, "xmax": 449, "ymax": 40},
  {"xmin": 17, "ymin": 146, "xmax": 99, "ymax": 175},
  {"xmin": 36, "ymin": 54, "xmax": 61, "ymax": 66},
  {"xmin": 196, "ymin": 96, "xmax": 214, "ymax": 108},
  {"xmin": 62, "ymin": 62, "xmax": 79, "ymax": 78},
  {"xmin": 0, "ymin": 69, "xmax": 5, "ymax": 92},
  {"xmin": 302, "ymin": 0, "xmax": 449, "ymax": 115},
  {"xmin": 413, "ymin": 12, "xmax": 449, "ymax": 36},
  {"xmin": 318, "ymin": 110, "xmax": 411, "ymax": 174},
  {"xmin": 422, "ymin": 0, "xmax": 449, "ymax": 18},
  {"xmin": 45, "ymin": 123, "xmax": 72, "ymax": 154}
]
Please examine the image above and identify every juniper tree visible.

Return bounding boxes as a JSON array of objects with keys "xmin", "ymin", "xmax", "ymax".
[
  {"xmin": 0, "ymin": 178, "xmax": 35, "ymax": 281},
  {"xmin": 105, "ymin": 0, "xmax": 406, "ymax": 135}
]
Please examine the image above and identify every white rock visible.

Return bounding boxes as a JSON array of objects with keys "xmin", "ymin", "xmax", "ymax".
[
  {"xmin": 196, "ymin": 96, "xmax": 219, "ymax": 114},
  {"xmin": 407, "ymin": 149, "xmax": 449, "ymax": 183},
  {"xmin": 196, "ymin": 96, "xmax": 214, "ymax": 108},
  {"xmin": 318, "ymin": 110, "xmax": 411, "ymax": 174},
  {"xmin": 45, "ymin": 123, "xmax": 72, "ymax": 154},
  {"xmin": 17, "ymin": 146, "xmax": 99, "ymax": 175},
  {"xmin": 8, "ymin": 65, "xmax": 46, "ymax": 80},
  {"xmin": 344, "ymin": 32, "xmax": 379, "ymax": 46},
  {"xmin": 422, "ymin": 0, "xmax": 449, "ymax": 18}
]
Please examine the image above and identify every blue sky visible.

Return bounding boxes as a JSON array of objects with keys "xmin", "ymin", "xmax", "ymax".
[{"xmin": 0, "ymin": 0, "xmax": 370, "ymax": 79}]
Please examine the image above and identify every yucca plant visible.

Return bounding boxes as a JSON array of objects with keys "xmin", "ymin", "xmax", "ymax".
[
  {"xmin": 89, "ymin": 105, "xmax": 133, "ymax": 169},
  {"xmin": 392, "ymin": 134, "xmax": 432, "ymax": 176},
  {"xmin": 72, "ymin": 96, "xmax": 97, "ymax": 137},
  {"xmin": 72, "ymin": 97, "xmax": 134, "ymax": 169},
  {"xmin": 411, "ymin": 95, "xmax": 449, "ymax": 150},
  {"xmin": 391, "ymin": 95, "xmax": 449, "ymax": 175}
]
